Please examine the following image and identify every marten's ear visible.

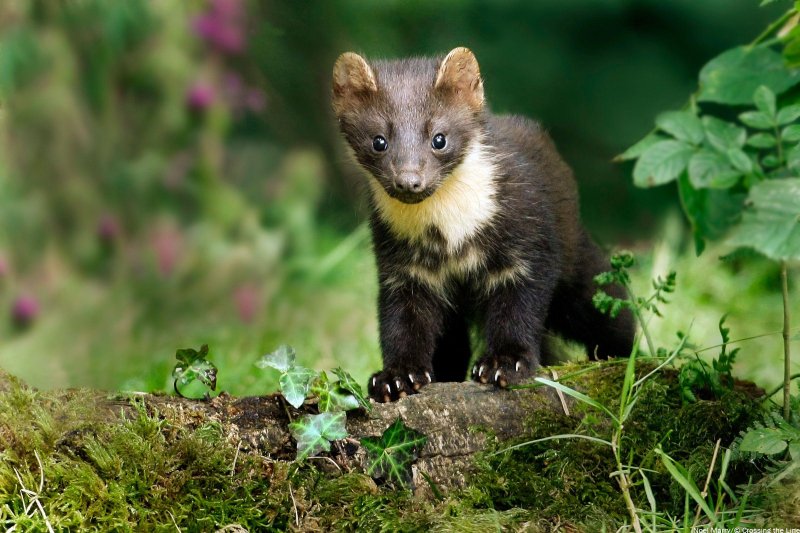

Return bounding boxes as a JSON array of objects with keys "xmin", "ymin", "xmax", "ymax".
[
  {"xmin": 332, "ymin": 52, "xmax": 378, "ymax": 116},
  {"xmin": 434, "ymin": 47, "xmax": 484, "ymax": 110}
]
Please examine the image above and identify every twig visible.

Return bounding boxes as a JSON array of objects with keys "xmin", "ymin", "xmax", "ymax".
[
  {"xmin": 230, "ymin": 441, "xmax": 241, "ymax": 477},
  {"xmin": 550, "ymin": 369, "xmax": 570, "ymax": 416},
  {"xmin": 308, "ymin": 455, "xmax": 343, "ymax": 473},
  {"xmin": 289, "ymin": 484, "xmax": 300, "ymax": 527},
  {"xmin": 694, "ymin": 439, "xmax": 721, "ymax": 524},
  {"xmin": 781, "ymin": 263, "xmax": 792, "ymax": 421}
]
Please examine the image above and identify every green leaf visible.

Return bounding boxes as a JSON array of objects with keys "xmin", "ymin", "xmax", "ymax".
[
  {"xmin": 678, "ymin": 174, "xmax": 746, "ymax": 255},
  {"xmin": 698, "ymin": 44, "xmax": 800, "ymax": 105},
  {"xmin": 280, "ymin": 366, "xmax": 318, "ymax": 408},
  {"xmin": 703, "ymin": 116, "xmax": 746, "ymax": 152},
  {"xmin": 777, "ymin": 103, "xmax": 800, "ymax": 125},
  {"xmin": 688, "ymin": 150, "xmax": 740, "ymax": 189},
  {"xmin": 739, "ymin": 111, "xmax": 774, "ymax": 130},
  {"xmin": 655, "ymin": 110, "xmax": 704, "ymax": 145},
  {"xmin": 655, "ymin": 448, "xmax": 716, "ymax": 521},
  {"xmin": 790, "ymin": 440, "xmax": 800, "ymax": 461},
  {"xmin": 172, "ymin": 344, "xmax": 218, "ymax": 392},
  {"xmin": 633, "ymin": 140, "xmax": 694, "ymax": 187},
  {"xmin": 289, "ymin": 412, "xmax": 348, "ymax": 460},
  {"xmin": 739, "ymin": 427, "xmax": 789, "ymax": 455},
  {"xmin": 753, "ymin": 85, "xmax": 777, "ymax": 118},
  {"xmin": 332, "ymin": 367, "xmax": 371, "ymax": 410},
  {"xmin": 782, "ymin": 124, "xmax": 800, "ymax": 142},
  {"xmin": 746, "ymin": 133, "xmax": 777, "ymax": 148},
  {"xmin": 534, "ymin": 377, "xmax": 618, "ymax": 424},
  {"xmin": 256, "ymin": 345, "xmax": 296, "ymax": 373},
  {"xmin": 311, "ymin": 371, "xmax": 361, "ymax": 412},
  {"xmin": 727, "ymin": 178, "xmax": 800, "ymax": 261},
  {"xmin": 614, "ymin": 132, "xmax": 666, "ymax": 162},
  {"xmin": 788, "ymin": 145, "xmax": 800, "ymax": 170},
  {"xmin": 763, "ymin": 154, "xmax": 782, "ymax": 168},
  {"xmin": 361, "ymin": 418, "xmax": 427, "ymax": 487},
  {"xmin": 726, "ymin": 148, "xmax": 753, "ymax": 173}
]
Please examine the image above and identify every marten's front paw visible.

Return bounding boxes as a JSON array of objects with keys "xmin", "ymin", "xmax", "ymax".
[
  {"xmin": 472, "ymin": 355, "xmax": 533, "ymax": 388},
  {"xmin": 368, "ymin": 369, "xmax": 433, "ymax": 403}
]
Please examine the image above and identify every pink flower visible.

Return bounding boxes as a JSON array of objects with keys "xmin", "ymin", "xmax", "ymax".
[
  {"xmin": 97, "ymin": 213, "xmax": 120, "ymax": 243},
  {"xmin": 12, "ymin": 295, "xmax": 39, "ymax": 328},
  {"xmin": 233, "ymin": 284, "xmax": 261, "ymax": 324},
  {"xmin": 151, "ymin": 226, "xmax": 184, "ymax": 277},
  {"xmin": 186, "ymin": 83, "xmax": 215, "ymax": 110},
  {"xmin": 192, "ymin": 0, "xmax": 246, "ymax": 54}
]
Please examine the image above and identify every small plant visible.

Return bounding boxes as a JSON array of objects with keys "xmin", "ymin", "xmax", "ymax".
[
  {"xmin": 619, "ymin": 3, "xmax": 798, "ymax": 419},
  {"xmin": 679, "ymin": 315, "xmax": 739, "ymax": 402},
  {"xmin": 172, "ymin": 344, "xmax": 218, "ymax": 399},
  {"xmin": 257, "ymin": 344, "xmax": 427, "ymax": 487},
  {"xmin": 593, "ymin": 250, "xmax": 676, "ymax": 357}
]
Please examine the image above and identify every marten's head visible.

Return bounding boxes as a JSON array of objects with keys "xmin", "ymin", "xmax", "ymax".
[{"xmin": 332, "ymin": 47, "xmax": 487, "ymax": 205}]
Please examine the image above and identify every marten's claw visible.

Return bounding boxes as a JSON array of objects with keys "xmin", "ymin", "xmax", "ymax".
[
  {"xmin": 472, "ymin": 355, "xmax": 531, "ymax": 388},
  {"xmin": 368, "ymin": 369, "xmax": 433, "ymax": 402}
]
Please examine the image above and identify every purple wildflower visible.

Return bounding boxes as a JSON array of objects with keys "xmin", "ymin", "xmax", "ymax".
[
  {"xmin": 12, "ymin": 294, "xmax": 39, "ymax": 329},
  {"xmin": 192, "ymin": 0, "xmax": 246, "ymax": 54},
  {"xmin": 186, "ymin": 82, "xmax": 215, "ymax": 110}
]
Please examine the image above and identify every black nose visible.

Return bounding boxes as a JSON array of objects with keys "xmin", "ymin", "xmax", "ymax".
[{"xmin": 394, "ymin": 173, "xmax": 423, "ymax": 192}]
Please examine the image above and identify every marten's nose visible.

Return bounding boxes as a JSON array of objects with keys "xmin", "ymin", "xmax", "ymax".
[{"xmin": 394, "ymin": 172, "xmax": 424, "ymax": 193}]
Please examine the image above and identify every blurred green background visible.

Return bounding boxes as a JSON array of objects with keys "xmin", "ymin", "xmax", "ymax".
[{"xmin": 0, "ymin": 0, "xmax": 795, "ymax": 396}]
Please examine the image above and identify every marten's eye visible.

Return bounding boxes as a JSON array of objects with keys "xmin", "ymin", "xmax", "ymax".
[
  {"xmin": 432, "ymin": 133, "xmax": 447, "ymax": 150},
  {"xmin": 372, "ymin": 136, "xmax": 388, "ymax": 152}
]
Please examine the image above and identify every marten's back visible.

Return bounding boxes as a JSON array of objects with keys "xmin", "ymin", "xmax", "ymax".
[{"xmin": 486, "ymin": 114, "xmax": 583, "ymax": 278}]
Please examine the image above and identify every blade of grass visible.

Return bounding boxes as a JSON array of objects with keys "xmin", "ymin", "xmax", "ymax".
[
  {"xmin": 656, "ymin": 448, "xmax": 716, "ymax": 523},
  {"xmin": 488, "ymin": 433, "xmax": 612, "ymax": 456},
  {"xmin": 533, "ymin": 377, "xmax": 619, "ymax": 425}
]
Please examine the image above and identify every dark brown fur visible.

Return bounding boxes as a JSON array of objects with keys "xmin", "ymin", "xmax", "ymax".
[{"xmin": 332, "ymin": 48, "xmax": 634, "ymax": 402}]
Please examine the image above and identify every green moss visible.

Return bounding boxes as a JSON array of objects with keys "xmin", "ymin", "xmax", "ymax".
[
  {"xmin": 0, "ymin": 363, "xmax": 769, "ymax": 531},
  {"xmin": 0, "ymin": 383, "xmax": 291, "ymax": 531}
]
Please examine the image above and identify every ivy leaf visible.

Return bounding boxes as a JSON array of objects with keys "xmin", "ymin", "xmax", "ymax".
[
  {"xmin": 615, "ymin": 132, "xmax": 667, "ymax": 162},
  {"xmin": 256, "ymin": 345, "xmax": 296, "ymax": 373},
  {"xmin": 311, "ymin": 371, "xmax": 361, "ymax": 412},
  {"xmin": 698, "ymin": 44, "xmax": 800, "ymax": 105},
  {"xmin": 727, "ymin": 178, "xmax": 800, "ymax": 261},
  {"xmin": 777, "ymin": 103, "xmax": 800, "ymax": 125},
  {"xmin": 172, "ymin": 344, "xmax": 218, "ymax": 393},
  {"xmin": 688, "ymin": 150, "xmax": 740, "ymax": 189},
  {"xmin": 655, "ymin": 110, "xmax": 704, "ymax": 145},
  {"xmin": 633, "ymin": 140, "xmax": 694, "ymax": 187},
  {"xmin": 703, "ymin": 117, "xmax": 746, "ymax": 152},
  {"xmin": 289, "ymin": 412, "xmax": 348, "ymax": 460},
  {"xmin": 739, "ymin": 427, "xmax": 788, "ymax": 455},
  {"xmin": 753, "ymin": 85, "xmax": 777, "ymax": 118},
  {"xmin": 280, "ymin": 366, "xmax": 318, "ymax": 408},
  {"xmin": 361, "ymin": 418, "xmax": 428, "ymax": 487},
  {"xmin": 746, "ymin": 133, "xmax": 777, "ymax": 148},
  {"xmin": 739, "ymin": 111, "xmax": 774, "ymax": 130},
  {"xmin": 782, "ymin": 124, "xmax": 800, "ymax": 142},
  {"xmin": 332, "ymin": 367, "xmax": 371, "ymax": 410}
]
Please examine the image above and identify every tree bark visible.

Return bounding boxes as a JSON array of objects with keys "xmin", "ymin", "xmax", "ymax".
[{"xmin": 0, "ymin": 368, "xmax": 571, "ymax": 492}]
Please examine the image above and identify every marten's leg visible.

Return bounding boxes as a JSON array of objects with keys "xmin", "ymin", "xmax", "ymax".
[{"xmin": 368, "ymin": 279, "xmax": 447, "ymax": 402}]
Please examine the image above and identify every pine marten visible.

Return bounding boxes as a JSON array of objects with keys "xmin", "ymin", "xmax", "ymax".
[{"xmin": 332, "ymin": 47, "xmax": 634, "ymax": 403}]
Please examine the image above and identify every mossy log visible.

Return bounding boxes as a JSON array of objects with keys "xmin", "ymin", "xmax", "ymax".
[
  {"xmin": 0, "ymin": 367, "xmax": 572, "ymax": 492},
  {"xmin": 2, "ymin": 364, "xmax": 780, "ymax": 531}
]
